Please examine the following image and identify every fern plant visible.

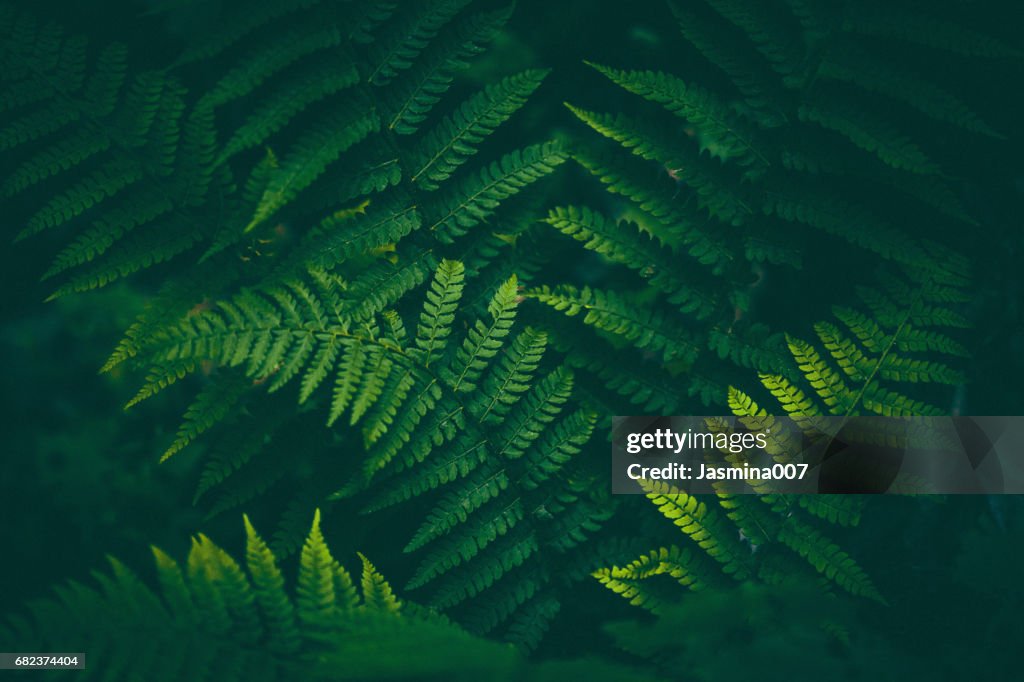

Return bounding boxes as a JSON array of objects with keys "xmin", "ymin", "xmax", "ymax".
[
  {"xmin": 3, "ymin": 0, "xmax": 564, "ymax": 303},
  {"xmin": 2, "ymin": 0, "xmax": 592, "ymax": 647},
  {"xmin": 1, "ymin": 511, "xmax": 657, "ymax": 681},
  {"xmin": 732, "ymin": 264, "xmax": 970, "ymax": 421},
  {"xmin": 2, "ymin": 510, "xmax": 406, "ymax": 679},
  {"xmin": 3, "ymin": 0, "xmax": 990, "ymax": 658},
  {"xmin": 1, "ymin": 3, "xmax": 219, "ymax": 295},
  {"xmin": 594, "ymin": 254, "xmax": 970, "ymax": 612},
  {"xmin": 593, "ymin": 477, "xmax": 883, "ymax": 615},
  {"xmin": 530, "ymin": 0, "xmax": 1001, "ymax": 414},
  {"xmin": 115, "ymin": 259, "xmax": 612, "ymax": 647}
]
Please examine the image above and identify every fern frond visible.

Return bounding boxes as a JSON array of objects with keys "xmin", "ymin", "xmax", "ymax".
[
  {"xmin": 162, "ymin": 372, "xmax": 250, "ymax": 462},
  {"xmin": 218, "ymin": 53, "xmax": 360, "ymax": 161},
  {"xmin": 414, "ymin": 258, "xmax": 466, "ymax": 366},
  {"xmin": 778, "ymin": 516, "xmax": 884, "ymax": 603},
  {"xmin": 5, "ymin": 511, "xmax": 597, "ymax": 679},
  {"xmin": 667, "ymin": 0, "xmax": 785, "ymax": 122},
  {"xmin": 245, "ymin": 103, "xmax": 380, "ymax": 232},
  {"xmin": 565, "ymin": 104, "xmax": 752, "ymax": 225},
  {"xmin": 1, "ymin": 11, "xmax": 221, "ymax": 290},
  {"xmin": 819, "ymin": 44, "xmax": 1002, "ymax": 138},
  {"xmin": 123, "ymin": 259, "xmax": 601, "ymax": 637},
  {"xmin": 493, "ymin": 366, "xmax": 574, "ymax": 460},
  {"xmin": 594, "ymin": 544, "xmax": 714, "ymax": 613},
  {"xmin": 702, "ymin": 0, "xmax": 805, "ymax": 81},
  {"xmin": 202, "ymin": 23, "xmax": 343, "ymax": 109},
  {"xmin": 446, "ymin": 274, "xmax": 519, "ymax": 391},
  {"xmin": 527, "ymin": 285, "xmax": 701, "ymax": 364},
  {"xmin": 469, "ymin": 326, "xmax": 547, "ymax": 424},
  {"xmin": 365, "ymin": 0, "xmax": 470, "ymax": 86},
  {"xmin": 383, "ymin": 4, "xmax": 513, "ymax": 135},
  {"xmin": 541, "ymin": 206, "xmax": 720, "ymax": 318},
  {"xmin": 427, "ymin": 141, "xmax": 568, "ymax": 242},
  {"xmin": 359, "ymin": 552, "xmax": 402, "ymax": 613},
  {"xmin": 586, "ymin": 62, "xmax": 769, "ymax": 170},
  {"xmin": 406, "ymin": 464, "xmax": 511, "ymax": 553},
  {"xmin": 243, "ymin": 515, "xmax": 300, "ymax": 654},
  {"xmin": 746, "ymin": 267, "xmax": 968, "ymax": 419},
  {"xmin": 799, "ymin": 87, "xmax": 940, "ymax": 175},
  {"xmin": 639, "ymin": 479, "xmax": 752, "ymax": 579},
  {"xmin": 411, "ymin": 69, "xmax": 550, "ymax": 189},
  {"xmin": 568, "ymin": 144, "xmax": 735, "ymax": 270}
]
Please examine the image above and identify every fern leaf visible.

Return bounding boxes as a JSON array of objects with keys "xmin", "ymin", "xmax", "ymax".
[
  {"xmin": 799, "ymin": 88, "xmax": 940, "ymax": 175},
  {"xmin": 203, "ymin": 22, "xmax": 342, "ymax": 106},
  {"xmin": 219, "ymin": 54, "xmax": 360, "ymax": 161},
  {"xmin": 407, "ymin": 500, "xmax": 527, "ymax": 590},
  {"xmin": 243, "ymin": 515, "xmax": 300, "ymax": 653},
  {"xmin": 586, "ymin": 62, "xmax": 769, "ymax": 169},
  {"xmin": 493, "ymin": 366, "xmax": 573, "ymax": 460},
  {"xmin": 446, "ymin": 273, "xmax": 519, "ymax": 391},
  {"xmin": 365, "ymin": 0, "xmax": 470, "ymax": 86},
  {"xmin": 306, "ymin": 202, "xmax": 422, "ymax": 269},
  {"xmin": 778, "ymin": 516, "xmax": 885, "ymax": 603},
  {"xmin": 414, "ymin": 259, "xmax": 466, "ymax": 366},
  {"xmin": 384, "ymin": 5, "xmax": 513, "ymax": 135},
  {"xmin": 406, "ymin": 465, "xmax": 510, "ymax": 553},
  {"xmin": 296, "ymin": 509, "xmax": 343, "ymax": 638},
  {"xmin": 426, "ymin": 141, "xmax": 568, "ymax": 242},
  {"xmin": 328, "ymin": 339, "xmax": 368, "ymax": 426},
  {"xmin": 471, "ymin": 327, "xmax": 547, "ymax": 423},
  {"xmin": 639, "ymin": 479, "xmax": 751, "ymax": 580},
  {"xmin": 358, "ymin": 553, "xmax": 402, "ymax": 613},
  {"xmin": 246, "ymin": 105, "xmax": 380, "ymax": 232},
  {"xmin": 517, "ymin": 408, "xmax": 596, "ymax": 490},
  {"xmin": 541, "ymin": 206, "xmax": 720, "ymax": 318},
  {"xmin": 527, "ymin": 285, "xmax": 701, "ymax": 364},
  {"xmin": 410, "ymin": 69, "xmax": 549, "ymax": 189},
  {"xmin": 568, "ymin": 144, "xmax": 735, "ymax": 270},
  {"xmin": 566, "ymin": 104, "xmax": 752, "ymax": 225},
  {"xmin": 162, "ymin": 372, "xmax": 250, "ymax": 462},
  {"xmin": 819, "ymin": 45, "xmax": 1002, "ymax": 138}
]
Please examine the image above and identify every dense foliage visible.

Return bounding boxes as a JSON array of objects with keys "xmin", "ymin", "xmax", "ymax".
[{"xmin": 2, "ymin": 0, "xmax": 1022, "ymax": 679}]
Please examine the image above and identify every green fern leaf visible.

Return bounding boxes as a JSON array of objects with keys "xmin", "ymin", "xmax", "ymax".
[
  {"xmin": 410, "ymin": 69, "xmax": 550, "ymax": 189},
  {"xmin": 426, "ymin": 141, "xmax": 568, "ymax": 242}
]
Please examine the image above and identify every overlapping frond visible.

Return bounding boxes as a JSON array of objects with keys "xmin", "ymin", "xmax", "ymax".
[
  {"xmin": 595, "ymin": 477, "xmax": 884, "ymax": 614},
  {"xmin": 2, "ymin": 512, "xmax": 641, "ymax": 680},
  {"xmin": 5, "ymin": 0, "xmax": 558, "ymax": 302},
  {"xmin": 734, "ymin": 264, "xmax": 969, "ymax": 419},
  {"xmin": 115, "ymin": 259, "xmax": 604, "ymax": 645},
  {"xmin": 534, "ymin": 0, "xmax": 992, "ymax": 418},
  {"xmin": 531, "ymin": 201, "xmax": 795, "ymax": 410}
]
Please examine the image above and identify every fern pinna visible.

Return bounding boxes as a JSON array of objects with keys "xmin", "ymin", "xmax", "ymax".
[
  {"xmin": 117, "ymin": 259, "xmax": 611, "ymax": 647},
  {"xmin": 594, "ymin": 256, "xmax": 969, "ymax": 611},
  {"xmin": 531, "ymin": 0, "xmax": 1001, "ymax": 414}
]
